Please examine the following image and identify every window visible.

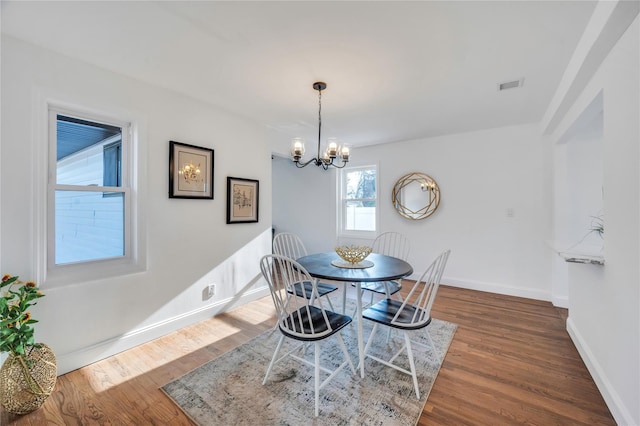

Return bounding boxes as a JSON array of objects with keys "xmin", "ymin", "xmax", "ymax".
[
  {"xmin": 103, "ymin": 141, "xmax": 122, "ymax": 188},
  {"xmin": 338, "ymin": 165, "xmax": 377, "ymax": 235},
  {"xmin": 48, "ymin": 108, "xmax": 131, "ymax": 267}
]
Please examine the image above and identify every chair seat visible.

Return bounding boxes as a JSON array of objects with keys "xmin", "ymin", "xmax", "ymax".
[
  {"xmin": 290, "ymin": 281, "xmax": 338, "ymax": 299},
  {"xmin": 352, "ymin": 280, "xmax": 401, "ymax": 295},
  {"xmin": 280, "ymin": 305, "xmax": 352, "ymax": 342},
  {"xmin": 362, "ymin": 298, "xmax": 431, "ymax": 331}
]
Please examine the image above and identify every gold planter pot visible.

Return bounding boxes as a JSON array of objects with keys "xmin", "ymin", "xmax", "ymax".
[{"xmin": 0, "ymin": 344, "xmax": 57, "ymax": 415}]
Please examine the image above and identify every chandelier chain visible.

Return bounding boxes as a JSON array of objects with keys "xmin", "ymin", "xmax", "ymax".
[{"xmin": 317, "ymin": 87, "xmax": 322, "ymax": 161}]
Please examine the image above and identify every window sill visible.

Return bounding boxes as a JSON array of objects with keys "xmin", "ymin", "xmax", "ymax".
[{"xmin": 45, "ymin": 256, "xmax": 145, "ymax": 289}]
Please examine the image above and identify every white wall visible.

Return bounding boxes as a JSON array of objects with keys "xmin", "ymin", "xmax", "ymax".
[
  {"xmin": 551, "ymin": 16, "xmax": 639, "ymax": 425},
  {"xmin": 0, "ymin": 36, "xmax": 272, "ymax": 373},
  {"xmin": 273, "ymin": 123, "xmax": 553, "ymax": 301},
  {"xmin": 272, "ymin": 155, "xmax": 337, "ymax": 253},
  {"xmin": 564, "ymin": 112, "xmax": 604, "ymax": 250},
  {"xmin": 553, "ymin": 107, "xmax": 605, "ymax": 253}
]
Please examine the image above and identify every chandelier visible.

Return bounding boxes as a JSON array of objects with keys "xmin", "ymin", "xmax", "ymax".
[{"xmin": 291, "ymin": 82, "xmax": 349, "ymax": 169}]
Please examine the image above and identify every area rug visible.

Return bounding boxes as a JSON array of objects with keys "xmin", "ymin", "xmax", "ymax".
[{"xmin": 162, "ymin": 299, "xmax": 457, "ymax": 425}]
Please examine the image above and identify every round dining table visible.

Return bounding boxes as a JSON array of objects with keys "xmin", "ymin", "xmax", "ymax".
[{"xmin": 296, "ymin": 252, "xmax": 413, "ymax": 378}]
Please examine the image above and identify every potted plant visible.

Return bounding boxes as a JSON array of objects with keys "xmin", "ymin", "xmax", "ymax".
[{"xmin": 0, "ymin": 274, "xmax": 56, "ymax": 415}]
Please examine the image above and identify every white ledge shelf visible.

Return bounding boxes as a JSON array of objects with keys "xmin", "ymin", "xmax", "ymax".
[
  {"xmin": 546, "ymin": 240, "xmax": 605, "ymax": 265},
  {"xmin": 558, "ymin": 252, "xmax": 605, "ymax": 265}
]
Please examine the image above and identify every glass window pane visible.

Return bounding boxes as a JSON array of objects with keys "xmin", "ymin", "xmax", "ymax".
[
  {"xmin": 103, "ymin": 142, "xmax": 122, "ymax": 187},
  {"xmin": 54, "ymin": 190, "xmax": 124, "ymax": 264},
  {"xmin": 56, "ymin": 115, "xmax": 122, "ymax": 186},
  {"xmin": 345, "ymin": 169, "xmax": 376, "ymax": 200},
  {"xmin": 345, "ymin": 200, "xmax": 376, "ymax": 231}
]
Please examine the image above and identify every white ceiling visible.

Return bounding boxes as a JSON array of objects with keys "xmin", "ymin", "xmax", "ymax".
[{"xmin": 1, "ymin": 1, "xmax": 597, "ymax": 150}]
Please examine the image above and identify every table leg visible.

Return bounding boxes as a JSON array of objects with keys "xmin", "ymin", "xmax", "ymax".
[
  {"xmin": 342, "ymin": 281, "xmax": 347, "ymax": 315},
  {"xmin": 356, "ymin": 282, "xmax": 365, "ymax": 378}
]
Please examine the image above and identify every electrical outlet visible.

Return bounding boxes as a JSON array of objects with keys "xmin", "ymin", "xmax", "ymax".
[{"xmin": 207, "ymin": 284, "xmax": 216, "ymax": 298}]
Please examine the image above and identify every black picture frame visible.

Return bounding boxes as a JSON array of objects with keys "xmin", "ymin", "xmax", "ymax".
[
  {"xmin": 169, "ymin": 141, "xmax": 214, "ymax": 199},
  {"xmin": 226, "ymin": 177, "xmax": 259, "ymax": 224}
]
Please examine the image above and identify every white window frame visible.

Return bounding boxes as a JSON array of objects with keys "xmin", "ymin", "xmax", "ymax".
[
  {"xmin": 337, "ymin": 164, "xmax": 378, "ymax": 239},
  {"xmin": 46, "ymin": 105, "xmax": 135, "ymax": 281}
]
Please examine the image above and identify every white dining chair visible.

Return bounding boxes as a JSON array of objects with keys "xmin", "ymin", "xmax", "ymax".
[
  {"xmin": 273, "ymin": 232, "xmax": 339, "ymax": 311},
  {"xmin": 354, "ymin": 232, "xmax": 410, "ymax": 312},
  {"xmin": 361, "ymin": 249, "xmax": 450, "ymax": 399},
  {"xmin": 260, "ymin": 254, "xmax": 356, "ymax": 417}
]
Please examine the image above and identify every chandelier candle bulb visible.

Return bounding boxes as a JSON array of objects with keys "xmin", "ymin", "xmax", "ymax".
[
  {"xmin": 292, "ymin": 138, "xmax": 304, "ymax": 157},
  {"xmin": 328, "ymin": 140, "xmax": 338, "ymax": 157},
  {"xmin": 341, "ymin": 146, "xmax": 350, "ymax": 160}
]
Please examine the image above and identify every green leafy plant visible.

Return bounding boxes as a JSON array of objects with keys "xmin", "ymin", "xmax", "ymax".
[
  {"xmin": 0, "ymin": 274, "xmax": 45, "ymax": 356},
  {"xmin": 590, "ymin": 215, "xmax": 604, "ymax": 238}
]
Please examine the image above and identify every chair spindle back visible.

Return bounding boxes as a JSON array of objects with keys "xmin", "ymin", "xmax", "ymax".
[
  {"xmin": 372, "ymin": 232, "xmax": 410, "ymax": 261},
  {"xmin": 273, "ymin": 232, "xmax": 308, "ymax": 260},
  {"xmin": 391, "ymin": 249, "xmax": 450, "ymax": 327},
  {"xmin": 260, "ymin": 254, "xmax": 334, "ymax": 339}
]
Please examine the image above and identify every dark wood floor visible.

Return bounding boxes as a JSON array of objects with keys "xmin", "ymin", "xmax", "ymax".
[{"xmin": 1, "ymin": 285, "xmax": 615, "ymax": 425}]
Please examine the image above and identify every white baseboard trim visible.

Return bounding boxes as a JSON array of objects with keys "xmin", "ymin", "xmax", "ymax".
[
  {"xmin": 56, "ymin": 286, "xmax": 271, "ymax": 375},
  {"xmin": 551, "ymin": 294, "xmax": 569, "ymax": 309},
  {"xmin": 442, "ymin": 276, "xmax": 550, "ymax": 302},
  {"xmin": 566, "ymin": 316, "xmax": 636, "ymax": 426}
]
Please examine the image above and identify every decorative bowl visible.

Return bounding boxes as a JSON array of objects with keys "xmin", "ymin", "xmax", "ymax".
[{"xmin": 335, "ymin": 245, "xmax": 372, "ymax": 264}]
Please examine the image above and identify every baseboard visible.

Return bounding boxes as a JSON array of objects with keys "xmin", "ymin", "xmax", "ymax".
[
  {"xmin": 56, "ymin": 285, "xmax": 271, "ymax": 375},
  {"xmin": 551, "ymin": 294, "xmax": 569, "ymax": 309},
  {"xmin": 566, "ymin": 317, "xmax": 636, "ymax": 425},
  {"xmin": 442, "ymin": 276, "xmax": 550, "ymax": 302}
]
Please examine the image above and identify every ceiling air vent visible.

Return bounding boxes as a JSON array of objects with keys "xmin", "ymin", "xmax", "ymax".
[{"xmin": 497, "ymin": 78, "xmax": 524, "ymax": 91}]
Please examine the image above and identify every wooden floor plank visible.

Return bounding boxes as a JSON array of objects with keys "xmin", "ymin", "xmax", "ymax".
[{"xmin": 1, "ymin": 285, "xmax": 615, "ymax": 425}]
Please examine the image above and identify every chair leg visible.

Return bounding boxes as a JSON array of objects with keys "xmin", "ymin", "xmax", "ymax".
[
  {"xmin": 263, "ymin": 335, "xmax": 285, "ymax": 385},
  {"xmin": 403, "ymin": 331, "xmax": 420, "ymax": 399},
  {"xmin": 424, "ymin": 328, "xmax": 441, "ymax": 364},
  {"xmin": 383, "ymin": 282, "xmax": 393, "ymax": 344},
  {"xmin": 314, "ymin": 341, "xmax": 320, "ymax": 417},
  {"xmin": 363, "ymin": 323, "xmax": 379, "ymax": 360},
  {"xmin": 325, "ymin": 294, "xmax": 336, "ymax": 311},
  {"xmin": 336, "ymin": 333, "xmax": 356, "ymax": 374}
]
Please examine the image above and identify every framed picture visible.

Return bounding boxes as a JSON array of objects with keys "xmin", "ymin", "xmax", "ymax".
[
  {"xmin": 169, "ymin": 141, "xmax": 214, "ymax": 199},
  {"xmin": 226, "ymin": 177, "xmax": 259, "ymax": 224}
]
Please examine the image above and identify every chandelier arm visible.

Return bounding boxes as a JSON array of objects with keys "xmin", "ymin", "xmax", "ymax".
[{"xmin": 295, "ymin": 158, "xmax": 318, "ymax": 168}]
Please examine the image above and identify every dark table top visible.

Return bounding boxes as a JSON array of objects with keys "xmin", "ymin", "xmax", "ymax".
[{"xmin": 296, "ymin": 252, "xmax": 413, "ymax": 282}]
